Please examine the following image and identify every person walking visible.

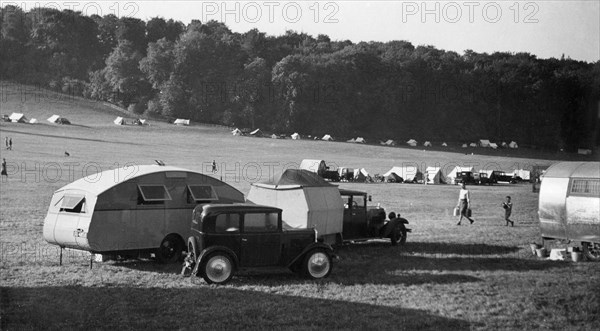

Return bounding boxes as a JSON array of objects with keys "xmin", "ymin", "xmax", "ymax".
[
  {"xmin": 502, "ymin": 196, "xmax": 514, "ymax": 227},
  {"xmin": 456, "ymin": 183, "xmax": 475, "ymax": 225},
  {"xmin": 1, "ymin": 158, "xmax": 7, "ymax": 178},
  {"xmin": 211, "ymin": 160, "xmax": 218, "ymax": 173},
  {"xmin": 4, "ymin": 137, "xmax": 8, "ymax": 149},
  {"xmin": 8, "ymin": 137, "xmax": 12, "ymax": 150}
]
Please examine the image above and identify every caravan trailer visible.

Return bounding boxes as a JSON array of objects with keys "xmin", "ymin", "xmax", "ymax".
[
  {"xmin": 43, "ymin": 165, "xmax": 244, "ymax": 262},
  {"xmin": 538, "ymin": 162, "xmax": 600, "ymax": 261}
]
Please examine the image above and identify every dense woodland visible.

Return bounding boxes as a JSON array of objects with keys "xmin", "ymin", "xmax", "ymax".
[{"xmin": 1, "ymin": 6, "xmax": 599, "ymax": 150}]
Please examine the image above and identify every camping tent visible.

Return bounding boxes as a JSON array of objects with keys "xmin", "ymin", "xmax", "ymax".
[
  {"xmin": 469, "ymin": 143, "xmax": 477, "ymax": 147},
  {"xmin": 29, "ymin": 118, "xmax": 37, "ymax": 124},
  {"xmin": 385, "ymin": 139, "xmax": 396, "ymax": 146},
  {"xmin": 407, "ymin": 139, "xmax": 417, "ymax": 147},
  {"xmin": 9, "ymin": 113, "xmax": 27, "ymax": 123},
  {"xmin": 513, "ymin": 169, "xmax": 531, "ymax": 181},
  {"xmin": 299, "ymin": 159, "xmax": 327, "ymax": 176},
  {"xmin": 425, "ymin": 167, "xmax": 445, "ymax": 184},
  {"xmin": 423, "ymin": 141, "xmax": 432, "ymax": 147},
  {"xmin": 247, "ymin": 169, "xmax": 344, "ymax": 239},
  {"xmin": 489, "ymin": 143, "xmax": 498, "ymax": 149},
  {"xmin": 479, "ymin": 139, "xmax": 491, "ymax": 147},
  {"xmin": 353, "ymin": 168, "xmax": 369, "ymax": 182},
  {"xmin": 250, "ymin": 128, "xmax": 261, "ymax": 135},
  {"xmin": 174, "ymin": 119, "xmax": 190, "ymax": 126},
  {"xmin": 114, "ymin": 117, "xmax": 125, "ymax": 125},
  {"xmin": 383, "ymin": 166, "xmax": 423, "ymax": 183},
  {"xmin": 291, "ymin": 133, "xmax": 300, "ymax": 140},
  {"xmin": 462, "ymin": 144, "xmax": 468, "ymax": 148},
  {"xmin": 47, "ymin": 115, "xmax": 60, "ymax": 123},
  {"xmin": 442, "ymin": 142, "xmax": 448, "ymax": 147},
  {"xmin": 446, "ymin": 166, "xmax": 474, "ymax": 184},
  {"xmin": 322, "ymin": 134, "xmax": 333, "ymax": 141},
  {"xmin": 501, "ymin": 142, "xmax": 508, "ymax": 148},
  {"xmin": 509, "ymin": 141, "xmax": 518, "ymax": 148},
  {"xmin": 384, "ymin": 172, "xmax": 403, "ymax": 183},
  {"xmin": 271, "ymin": 134, "xmax": 279, "ymax": 139},
  {"xmin": 231, "ymin": 128, "xmax": 243, "ymax": 136},
  {"xmin": 355, "ymin": 137, "xmax": 366, "ymax": 144}
]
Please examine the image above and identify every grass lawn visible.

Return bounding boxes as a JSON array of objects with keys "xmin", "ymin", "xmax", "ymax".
[{"xmin": 1, "ymin": 82, "xmax": 599, "ymax": 330}]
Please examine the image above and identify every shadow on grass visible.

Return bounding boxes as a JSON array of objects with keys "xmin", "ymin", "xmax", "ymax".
[
  {"xmin": 1, "ymin": 285, "xmax": 471, "ymax": 330},
  {"xmin": 1, "ymin": 128, "xmax": 145, "ymax": 145},
  {"xmin": 402, "ymin": 241, "xmax": 521, "ymax": 255}
]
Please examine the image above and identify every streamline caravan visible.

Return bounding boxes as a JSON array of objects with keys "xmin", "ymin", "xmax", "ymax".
[
  {"xmin": 538, "ymin": 162, "xmax": 600, "ymax": 261},
  {"xmin": 43, "ymin": 165, "xmax": 244, "ymax": 262}
]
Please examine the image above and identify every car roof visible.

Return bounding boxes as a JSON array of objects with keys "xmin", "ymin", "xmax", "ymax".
[{"xmin": 201, "ymin": 203, "xmax": 282, "ymax": 214}]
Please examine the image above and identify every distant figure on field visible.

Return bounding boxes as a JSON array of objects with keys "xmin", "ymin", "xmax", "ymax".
[
  {"xmin": 64, "ymin": 151, "xmax": 70, "ymax": 157},
  {"xmin": 4, "ymin": 137, "xmax": 8, "ymax": 149},
  {"xmin": 8, "ymin": 137, "xmax": 12, "ymax": 150},
  {"xmin": 456, "ymin": 183, "xmax": 475, "ymax": 225},
  {"xmin": 212, "ymin": 160, "xmax": 217, "ymax": 173},
  {"xmin": 1, "ymin": 158, "xmax": 7, "ymax": 177},
  {"xmin": 502, "ymin": 196, "xmax": 514, "ymax": 227}
]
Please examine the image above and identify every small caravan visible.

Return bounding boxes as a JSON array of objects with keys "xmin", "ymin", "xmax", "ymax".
[
  {"xmin": 538, "ymin": 162, "xmax": 600, "ymax": 261},
  {"xmin": 43, "ymin": 165, "xmax": 244, "ymax": 262}
]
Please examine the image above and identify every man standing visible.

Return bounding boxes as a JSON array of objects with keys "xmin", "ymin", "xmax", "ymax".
[
  {"xmin": 502, "ymin": 196, "xmax": 514, "ymax": 227},
  {"xmin": 211, "ymin": 160, "xmax": 218, "ymax": 173},
  {"xmin": 1, "ymin": 158, "xmax": 7, "ymax": 178},
  {"xmin": 456, "ymin": 183, "xmax": 475, "ymax": 225}
]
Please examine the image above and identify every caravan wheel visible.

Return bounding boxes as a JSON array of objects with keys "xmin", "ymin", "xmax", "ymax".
[
  {"xmin": 583, "ymin": 242, "xmax": 600, "ymax": 262},
  {"xmin": 156, "ymin": 235, "xmax": 183, "ymax": 264}
]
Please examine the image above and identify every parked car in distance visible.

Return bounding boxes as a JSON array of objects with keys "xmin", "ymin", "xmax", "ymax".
[
  {"xmin": 339, "ymin": 189, "xmax": 410, "ymax": 245},
  {"xmin": 495, "ymin": 171, "xmax": 517, "ymax": 184},
  {"xmin": 184, "ymin": 204, "xmax": 334, "ymax": 284},
  {"xmin": 478, "ymin": 171, "xmax": 498, "ymax": 185},
  {"xmin": 455, "ymin": 171, "xmax": 480, "ymax": 185}
]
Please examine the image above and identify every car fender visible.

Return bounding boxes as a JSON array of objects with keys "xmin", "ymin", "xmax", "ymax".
[
  {"xmin": 287, "ymin": 242, "xmax": 334, "ymax": 267},
  {"xmin": 191, "ymin": 246, "xmax": 239, "ymax": 276}
]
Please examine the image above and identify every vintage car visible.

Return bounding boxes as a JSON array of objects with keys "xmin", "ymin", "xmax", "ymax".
[
  {"xmin": 339, "ymin": 189, "xmax": 410, "ymax": 245},
  {"xmin": 184, "ymin": 204, "xmax": 334, "ymax": 284},
  {"xmin": 455, "ymin": 171, "xmax": 480, "ymax": 185}
]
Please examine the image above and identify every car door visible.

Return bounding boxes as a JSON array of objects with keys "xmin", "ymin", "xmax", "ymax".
[{"xmin": 240, "ymin": 212, "xmax": 282, "ymax": 267}]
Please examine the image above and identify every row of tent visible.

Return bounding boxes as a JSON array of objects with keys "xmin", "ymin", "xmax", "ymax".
[
  {"xmin": 114, "ymin": 117, "xmax": 148, "ymax": 126},
  {"xmin": 382, "ymin": 165, "xmax": 530, "ymax": 184},
  {"xmin": 5, "ymin": 112, "xmax": 71, "ymax": 124}
]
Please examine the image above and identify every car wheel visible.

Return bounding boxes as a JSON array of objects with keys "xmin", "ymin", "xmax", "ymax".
[
  {"xmin": 202, "ymin": 252, "xmax": 234, "ymax": 284},
  {"xmin": 302, "ymin": 249, "xmax": 332, "ymax": 279},
  {"xmin": 582, "ymin": 242, "xmax": 600, "ymax": 262},
  {"xmin": 390, "ymin": 226, "xmax": 407, "ymax": 246},
  {"xmin": 156, "ymin": 235, "xmax": 183, "ymax": 264}
]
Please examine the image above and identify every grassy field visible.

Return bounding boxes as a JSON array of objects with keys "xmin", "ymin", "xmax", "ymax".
[{"xmin": 1, "ymin": 82, "xmax": 599, "ymax": 330}]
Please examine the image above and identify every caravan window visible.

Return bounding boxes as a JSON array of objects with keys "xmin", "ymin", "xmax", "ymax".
[
  {"xmin": 58, "ymin": 194, "xmax": 85, "ymax": 213},
  {"xmin": 138, "ymin": 185, "xmax": 172, "ymax": 204},
  {"xmin": 187, "ymin": 185, "xmax": 218, "ymax": 203},
  {"xmin": 570, "ymin": 179, "xmax": 600, "ymax": 197}
]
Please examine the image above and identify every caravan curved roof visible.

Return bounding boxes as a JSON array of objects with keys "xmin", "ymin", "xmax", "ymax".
[
  {"xmin": 57, "ymin": 165, "xmax": 217, "ymax": 195},
  {"xmin": 544, "ymin": 162, "xmax": 600, "ymax": 179}
]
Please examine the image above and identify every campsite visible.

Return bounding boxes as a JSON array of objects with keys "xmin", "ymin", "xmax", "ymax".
[{"xmin": 0, "ymin": 82, "xmax": 599, "ymax": 329}]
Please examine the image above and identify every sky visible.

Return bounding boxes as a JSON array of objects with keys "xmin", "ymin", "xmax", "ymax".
[{"xmin": 11, "ymin": 0, "xmax": 600, "ymax": 62}]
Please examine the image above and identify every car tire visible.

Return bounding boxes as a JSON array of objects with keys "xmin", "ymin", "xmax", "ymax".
[
  {"xmin": 582, "ymin": 242, "xmax": 600, "ymax": 262},
  {"xmin": 156, "ymin": 234, "xmax": 183, "ymax": 264},
  {"xmin": 302, "ymin": 249, "xmax": 332, "ymax": 279},
  {"xmin": 201, "ymin": 252, "xmax": 234, "ymax": 284},
  {"xmin": 390, "ymin": 226, "xmax": 407, "ymax": 246}
]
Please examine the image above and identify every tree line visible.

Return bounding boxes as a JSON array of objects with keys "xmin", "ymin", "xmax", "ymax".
[{"xmin": 1, "ymin": 6, "xmax": 598, "ymax": 151}]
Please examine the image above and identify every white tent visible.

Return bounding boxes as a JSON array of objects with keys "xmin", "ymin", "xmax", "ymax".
[
  {"xmin": 425, "ymin": 167, "xmax": 445, "ymax": 184},
  {"xmin": 423, "ymin": 141, "xmax": 432, "ymax": 147},
  {"xmin": 47, "ymin": 115, "xmax": 60, "ymax": 123},
  {"xmin": 250, "ymin": 128, "xmax": 260, "ymax": 135},
  {"xmin": 291, "ymin": 132, "xmax": 300, "ymax": 140},
  {"xmin": 29, "ymin": 118, "xmax": 37, "ymax": 124},
  {"xmin": 446, "ymin": 166, "xmax": 474, "ymax": 184},
  {"xmin": 479, "ymin": 139, "xmax": 491, "ymax": 147},
  {"xmin": 271, "ymin": 134, "xmax": 279, "ymax": 139},
  {"xmin": 114, "ymin": 117, "xmax": 125, "ymax": 125},
  {"xmin": 9, "ymin": 113, "xmax": 27, "ymax": 123},
  {"xmin": 247, "ymin": 169, "xmax": 344, "ymax": 240},
  {"xmin": 355, "ymin": 137, "xmax": 366, "ymax": 144},
  {"xmin": 322, "ymin": 134, "xmax": 333, "ymax": 141},
  {"xmin": 501, "ymin": 142, "xmax": 508, "ymax": 148},
  {"xmin": 442, "ymin": 142, "xmax": 448, "ymax": 147},
  {"xmin": 138, "ymin": 119, "xmax": 147, "ymax": 125},
  {"xmin": 489, "ymin": 143, "xmax": 498, "ymax": 149},
  {"xmin": 513, "ymin": 169, "xmax": 531, "ymax": 180},
  {"xmin": 469, "ymin": 143, "xmax": 477, "ymax": 147},
  {"xmin": 346, "ymin": 138, "xmax": 356, "ymax": 143},
  {"xmin": 299, "ymin": 159, "xmax": 327, "ymax": 176},
  {"xmin": 174, "ymin": 118, "xmax": 190, "ymax": 126},
  {"xmin": 509, "ymin": 141, "xmax": 519, "ymax": 148},
  {"xmin": 462, "ymin": 144, "xmax": 468, "ymax": 148},
  {"xmin": 385, "ymin": 139, "xmax": 396, "ymax": 146},
  {"xmin": 407, "ymin": 139, "xmax": 417, "ymax": 147},
  {"xmin": 231, "ymin": 128, "xmax": 243, "ymax": 136},
  {"xmin": 353, "ymin": 168, "xmax": 369, "ymax": 182},
  {"xmin": 383, "ymin": 166, "xmax": 423, "ymax": 183}
]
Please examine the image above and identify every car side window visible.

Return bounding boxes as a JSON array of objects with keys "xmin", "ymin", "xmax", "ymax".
[
  {"xmin": 215, "ymin": 213, "xmax": 240, "ymax": 233},
  {"xmin": 353, "ymin": 195, "xmax": 366, "ymax": 208},
  {"xmin": 244, "ymin": 213, "xmax": 278, "ymax": 232}
]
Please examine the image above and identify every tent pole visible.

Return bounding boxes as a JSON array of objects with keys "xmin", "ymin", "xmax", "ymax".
[{"xmin": 59, "ymin": 247, "xmax": 63, "ymax": 266}]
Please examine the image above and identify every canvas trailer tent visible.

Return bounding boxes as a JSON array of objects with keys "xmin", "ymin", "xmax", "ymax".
[
  {"xmin": 383, "ymin": 166, "xmax": 423, "ymax": 183},
  {"xmin": 300, "ymin": 159, "xmax": 328, "ymax": 176},
  {"xmin": 247, "ymin": 169, "xmax": 344, "ymax": 244},
  {"xmin": 43, "ymin": 165, "xmax": 245, "ymax": 263},
  {"xmin": 538, "ymin": 162, "xmax": 600, "ymax": 261},
  {"xmin": 9, "ymin": 112, "xmax": 28, "ymax": 123},
  {"xmin": 174, "ymin": 119, "xmax": 190, "ymax": 126}
]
